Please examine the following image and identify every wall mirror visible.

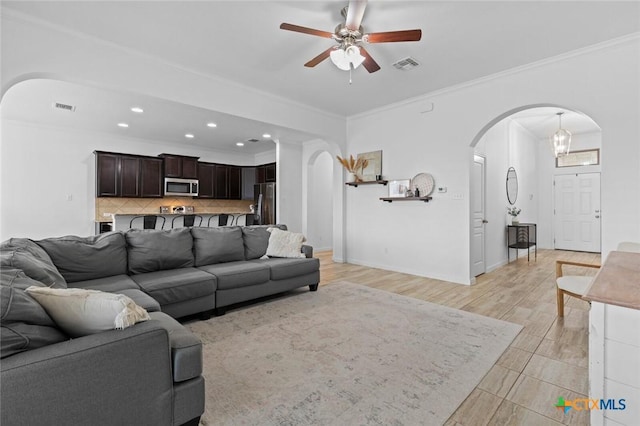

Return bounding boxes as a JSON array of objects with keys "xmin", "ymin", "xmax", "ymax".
[{"xmin": 506, "ymin": 167, "xmax": 518, "ymax": 205}]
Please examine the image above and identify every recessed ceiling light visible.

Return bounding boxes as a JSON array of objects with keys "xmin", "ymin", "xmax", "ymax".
[
  {"xmin": 130, "ymin": 107, "xmax": 144, "ymax": 113},
  {"xmin": 185, "ymin": 133, "xmax": 194, "ymax": 139},
  {"xmin": 236, "ymin": 142, "xmax": 245, "ymax": 147},
  {"xmin": 262, "ymin": 133, "xmax": 271, "ymax": 138},
  {"xmin": 207, "ymin": 122, "xmax": 217, "ymax": 128},
  {"xmin": 117, "ymin": 123, "xmax": 129, "ymax": 128}
]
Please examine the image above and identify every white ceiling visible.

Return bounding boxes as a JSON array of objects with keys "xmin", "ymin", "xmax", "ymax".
[
  {"xmin": 2, "ymin": 1, "xmax": 636, "ymax": 148},
  {"xmin": 510, "ymin": 107, "xmax": 600, "ymax": 140},
  {"xmin": 1, "ymin": 79, "xmax": 313, "ymax": 154}
]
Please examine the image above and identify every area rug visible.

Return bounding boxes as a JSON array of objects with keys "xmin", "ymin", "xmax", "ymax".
[{"xmin": 186, "ymin": 282, "xmax": 522, "ymax": 425}]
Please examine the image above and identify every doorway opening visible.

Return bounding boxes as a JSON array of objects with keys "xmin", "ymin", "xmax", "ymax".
[
  {"xmin": 469, "ymin": 105, "xmax": 601, "ymax": 278},
  {"xmin": 306, "ymin": 150, "xmax": 334, "ymax": 251}
]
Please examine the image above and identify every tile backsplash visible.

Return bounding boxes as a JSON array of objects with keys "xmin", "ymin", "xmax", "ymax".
[{"xmin": 96, "ymin": 197, "xmax": 253, "ymax": 221}]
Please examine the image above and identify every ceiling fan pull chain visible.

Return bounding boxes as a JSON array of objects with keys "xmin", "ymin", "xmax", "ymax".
[{"xmin": 349, "ymin": 64, "xmax": 353, "ymax": 85}]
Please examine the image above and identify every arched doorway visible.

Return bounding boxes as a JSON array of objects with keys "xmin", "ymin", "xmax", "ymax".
[
  {"xmin": 306, "ymin": 150, "xmax": 334, "ymax": 251},
  {"xmin": 469, "ymin": 105, "xmax": 601, "ymax": 277}
]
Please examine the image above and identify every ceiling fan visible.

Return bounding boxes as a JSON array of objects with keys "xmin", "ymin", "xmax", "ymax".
[{"xmin": 280, "ymin": 0, "xmax": 421, "ymax": 74}]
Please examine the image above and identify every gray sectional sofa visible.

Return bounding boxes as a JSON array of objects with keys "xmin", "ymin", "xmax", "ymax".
[{"xmin": 1, "ymin": 224, "xmax": 319, "ymax": 426}]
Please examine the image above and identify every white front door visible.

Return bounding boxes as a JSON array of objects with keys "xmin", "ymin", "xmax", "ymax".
[
  {"xmin": 554, "ymin": 173, "xmax": 601, "ymax": 252},
  {"xmin": 471, "ymin": 155, "xmax": 486, "ymax": 276}
]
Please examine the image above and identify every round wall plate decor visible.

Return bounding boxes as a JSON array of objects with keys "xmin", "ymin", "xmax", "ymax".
[{"xmin": 410, "ymin": 173, "xmax": 435, "ymax": 196}]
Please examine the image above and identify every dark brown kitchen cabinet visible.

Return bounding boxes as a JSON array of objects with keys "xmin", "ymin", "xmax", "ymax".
[
  {"xmin": 215, "ymin": 165, "xmax": 229, "ymax": 199},
  {"xmin": 96, "ymin": 152, "xmax": 120, "ymax": 196},
  {"xmin": 265, "ymin": 163, "xmax": 276, "ymax": 182},
  {"xmin": 197, "ymin": 162, "xmax": 216, "ymax": 199},
  {"xmin": 256, "ymin": 166, "xmax": 266, "ymax": 184},
  {"xmin": 119, "ymin": 157, "xmax": 140, "ymax": 197},
  {"xmin": 255, "ymin": 162, "xmax": 276, "ymax": 184},
  {"xmin": 95, "ymin": 151, "xmax": 162, "ymax": 198},
  {"xmin": 159, "ymin": 154, "xmax": 199, "ymax": 179},
  {"xmin": 228, "ymin": 166, "xmax": 242, "ymax": 200},
  {"xmin": 139, "ymin": 158, "xmax": 163, "ymax": 197}
]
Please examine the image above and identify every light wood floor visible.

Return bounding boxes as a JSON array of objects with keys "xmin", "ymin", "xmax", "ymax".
[{"xmin": 317, "ymin": 249, "xmax": 600, "ymax": 426}]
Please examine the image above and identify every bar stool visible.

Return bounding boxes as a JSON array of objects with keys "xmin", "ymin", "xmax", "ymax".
[
  {"xmin": 171, "ymin": 215, "xmax": 203, "ymax": 228},
  {"xmin": 129, "ymin": 215, "xmax": 165, "ymax": 230}
]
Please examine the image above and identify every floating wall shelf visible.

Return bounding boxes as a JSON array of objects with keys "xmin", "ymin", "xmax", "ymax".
[
  {"xmin": 380, "ymin": 196, "xmax": 433, "ymax": 203},
  {"xmin": 345, "ymin": 180, "xmax": 388, "ymax": 187}
]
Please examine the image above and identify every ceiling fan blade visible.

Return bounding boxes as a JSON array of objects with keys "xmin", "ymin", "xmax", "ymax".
[
  {"xmin": 345, "ymin": 0, "xmax": 368, "ymax": 30},
  {"xmin": 366, "ymin": 29, "xmax": 422, "ymax": 43},
  {"xmin": 359, "ymin": 47, "xmax": 381, "ymax": 73},
  {"xmin": 280, "ymin": 23, "xmax": 334, "ymax": 39},
  {"xmin": 304, "ymin": 47, "xmax": 335, "ymax": 68}
]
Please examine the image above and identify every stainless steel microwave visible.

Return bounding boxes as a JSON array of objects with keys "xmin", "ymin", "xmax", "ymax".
[{"xmin": 164, "ymin": 178, "xmax": 199, "ymax": 197}]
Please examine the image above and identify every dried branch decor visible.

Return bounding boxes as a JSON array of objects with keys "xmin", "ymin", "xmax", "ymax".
[{"xmin": 337, "ymin": 155, "xmax": 368, "ymax": 182}]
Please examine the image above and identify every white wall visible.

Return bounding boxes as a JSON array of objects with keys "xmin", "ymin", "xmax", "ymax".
[
  {"xmin": 275, "ymin": 140, "xmax": 302, "ymax": 233},
  {"xmin": 305, "ymin": 151, "xmax": 333, "ymax": 251},
  {"xmin": 346, "ymin": 37, "xmax": 640, "ymax": 284},
  {"xmin": 0, "ymin": 120, "xmax": 257, "ymax": 240}
]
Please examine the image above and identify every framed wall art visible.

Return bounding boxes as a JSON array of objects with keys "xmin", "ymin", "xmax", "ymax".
[
  {"xmin": 388, "ymin": 179, "xmax": 410, "ymax": 197},
  {"xmin": 357, "ymin": 150, "xmax": 382, "ymax": 181}
]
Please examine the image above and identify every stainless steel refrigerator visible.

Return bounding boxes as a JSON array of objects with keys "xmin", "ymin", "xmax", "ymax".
[{"xmin": 254, "ymin": 183, "xmax": 276, "ymax": 225}]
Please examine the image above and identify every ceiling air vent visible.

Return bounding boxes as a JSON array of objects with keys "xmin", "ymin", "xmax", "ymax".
[
  {"xmin": 247, "ymin": 138, "xmax": 260, "ymax": 143},
  {"xmin": 392, "ymin": 57, "xmax": 420, "ymax": 71},
  {"xmin": 53, "ymin": 102, "xmax": 76, "ymax": 112}
]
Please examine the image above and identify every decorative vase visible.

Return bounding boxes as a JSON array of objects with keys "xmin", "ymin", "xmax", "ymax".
[
  {"xmin": 347, "ymin": 172, "xmax": 356, "ymax": 183},
  {"xmin": 512, "ymin": 217, "xmax": 519, "ymax": 225}
]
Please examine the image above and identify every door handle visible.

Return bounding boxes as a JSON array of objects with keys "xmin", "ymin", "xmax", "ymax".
[
  {"xmin": 482, "ymin": 219, "xmax": 489, "ymax": 223},
  {"xmin": 595, "ymin": 215, "xmax": 600, "ymax": 219},
  {"xmin": 595, "ymin": 210, "xmax": 600, "ymax": 213}
]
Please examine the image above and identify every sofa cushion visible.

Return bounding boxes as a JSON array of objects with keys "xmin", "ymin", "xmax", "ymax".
[
  {"xmin": 25, "ymin": 287, "xmax": 150, "ymax": 338},
  {"xmin": 1, "ymin": 238, "xmax": 55, "ymax": 264},
  {"xmin": 197, "ymin": 261, "xmax": 270, "ymax": 290},
  {"xmin": 131, "ymin": 268, "xmax": 216, "ymax": 306},
  {"xmin": 265, "ymin": 227, "xmax": 306, "ymax": 258},
  {"xmin": 1, "ymin": 268, "xmax": 68, "ymax": 359},
  {"xmin": 36, "ymin": 232, "xmax": 128, "ymax": 283},
  {"xmin": 67, "ymin": 274, "xmax": 139, "ymax": 293},
  {"xmin": 116, "ymin": 289, "xmax": 161, "ymax": 313},
  {"xmin": 126, "ymin": 228, "xmax": 194, "ymax": 274},
  {"xmin": 241, "ymin": 225, "xmax": 288, "ymax": 260},
  {"xmin": 148, "ymin": 311, "xmax": 202, "ymax": 382},
  {"xmin": 191, "ymin": 227, "xmax": 244, "ymax": 266},
  {"xmin": 0, "ymin": 249, "xmax": 66, "ymax": 288},
  {"xmin": 252, "ymin": 257, "xmax": 320, "ymax": 281}
]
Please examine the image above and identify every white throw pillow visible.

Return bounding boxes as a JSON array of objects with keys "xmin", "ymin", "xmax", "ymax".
[
  {"xmin": 264, "ymin": 227, "xmax": 306, "ymax": 259},
  {"xmin": 25, "ymin": 286, "xmax": 150, "ymax": 337}
]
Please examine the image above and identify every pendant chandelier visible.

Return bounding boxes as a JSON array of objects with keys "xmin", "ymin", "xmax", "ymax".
[{"xmin": 550, "ymin": 112, "xmax": 572, "ymax": 158}]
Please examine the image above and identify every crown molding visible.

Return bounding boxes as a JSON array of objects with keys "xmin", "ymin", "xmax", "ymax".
[
  {"xmin": 2, "ymin": 9, "xmax": 345, "ymax": 123},
  {"xmin": 348, "ymin": 32, "xmax": 640, "ymax": 121}
]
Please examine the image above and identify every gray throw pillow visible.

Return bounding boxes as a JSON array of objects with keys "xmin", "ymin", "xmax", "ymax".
[
  {"xmin": 1, "ymin": 268, "xmax": 68, "ymax": 359},
  {"xmin": 241, "ymin": 225, "xmax": 288, "ymax": 260},
  {"xmin": 0, "ymin": 249, "xmax": 66, "ymax": 288},
  {"xmin": 191, "ymin": 226, "xmax": 245, "ymax": 266},
  {"xmin": 126, "ymin": 228, "xmax": 194, "ymax": 274},
  {"xmin": 36, "ymin": 232, "xmax": 128, "ymax": 283}
]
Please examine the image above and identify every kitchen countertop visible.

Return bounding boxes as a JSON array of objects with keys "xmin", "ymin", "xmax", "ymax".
[{"xmin": 583, "ymin": 251, "xmax": 640, "ymax": 310}]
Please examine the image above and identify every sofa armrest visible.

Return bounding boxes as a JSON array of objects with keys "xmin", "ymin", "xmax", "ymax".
[
  {"xmin": 1, "ymin": 321, "xmax": 174, "ymax": 426},
  {"xmin": 301, "ymin": 244, "xmax": 314, "ymax": 258}
]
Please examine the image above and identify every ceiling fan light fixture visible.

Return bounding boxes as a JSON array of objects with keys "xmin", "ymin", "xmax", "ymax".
[{"xmin": 330, "ymin": 45, "xmax": 365, "ymax": 71}]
